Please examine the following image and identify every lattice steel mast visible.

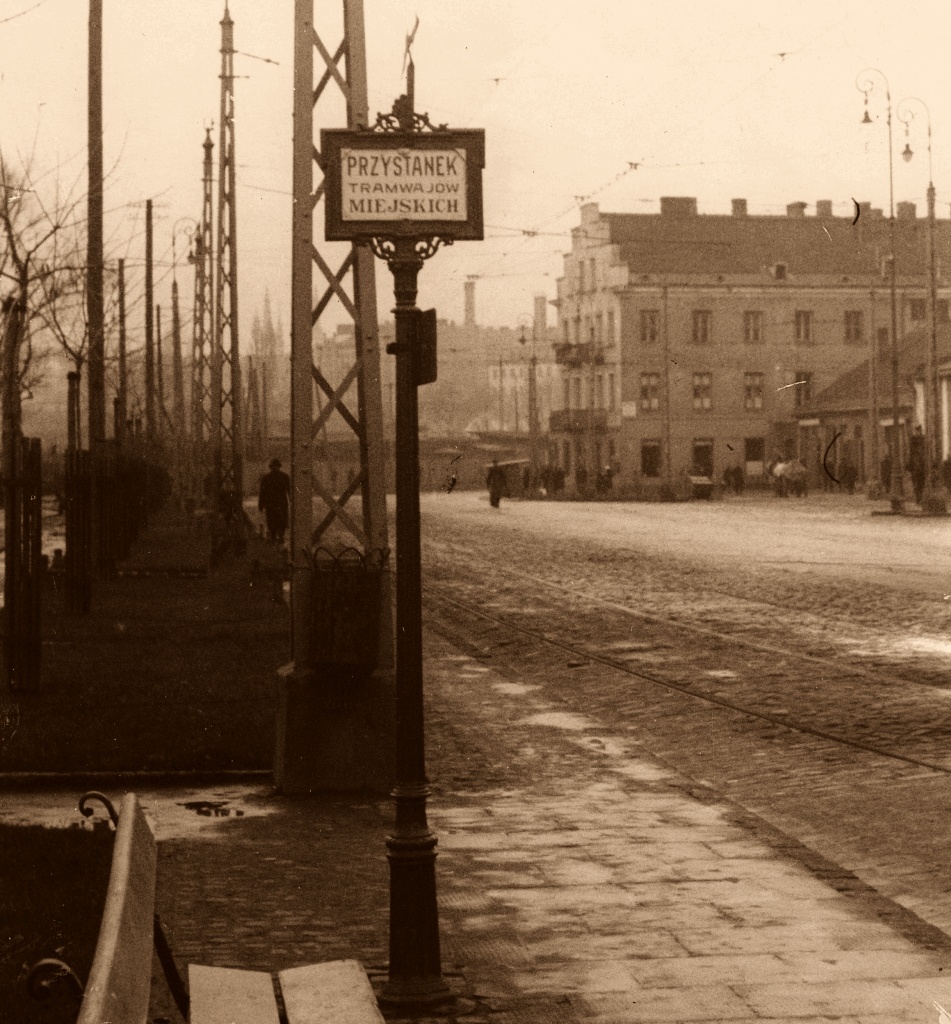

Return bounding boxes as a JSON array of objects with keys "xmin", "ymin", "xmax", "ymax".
[
  {"xmin": 191, "ymin": 129, "xmax": 215, "ymax": 480},
  {"xmin": 290, "ymin": 0, "xmax": 389, "ymax": 660},
  {"xmin": 214, "ymin": 2, "xmax": 242, "ymax": 498}
]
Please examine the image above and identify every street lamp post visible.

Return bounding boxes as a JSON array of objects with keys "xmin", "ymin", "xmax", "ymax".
[
  {"xmin": 519, "ymin": 324, "xmax": 540, "ymax": 490},
  {"xmin": 858, "ymin": 68, "xmax": 905, "ymax": 513},
  {"xmin": 898, "ymin": 97, "xmax": 947, "ymax": 515}
]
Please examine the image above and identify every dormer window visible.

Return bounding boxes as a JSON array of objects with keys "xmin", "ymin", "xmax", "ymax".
[{"xmin": 772, "ymin": 263, "xmax": 788, "ymax": 281}]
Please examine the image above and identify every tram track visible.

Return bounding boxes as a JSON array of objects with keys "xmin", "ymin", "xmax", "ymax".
[
  {"xmin": 425, "ymin": 582, "xmax": 951, "ymax": 776},
  {"xmin": 421, "ymin": 545, "xmax": 951, "ymax": 779}
]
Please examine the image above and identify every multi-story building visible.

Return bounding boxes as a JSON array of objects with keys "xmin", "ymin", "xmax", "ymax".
[{"xmin": 551, "ymin": 198, "xmax": 951, "ymax": 493}]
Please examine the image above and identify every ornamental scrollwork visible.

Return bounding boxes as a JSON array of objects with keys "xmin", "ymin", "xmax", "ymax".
[{"xmin": 373, "ymin": 95, "xmax": 449, "ymax": 135}]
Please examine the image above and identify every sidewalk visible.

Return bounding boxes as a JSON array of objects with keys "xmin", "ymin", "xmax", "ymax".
[{"xmin": 6, "ymin": 628, "xmax": 951, "ymax": 1022}]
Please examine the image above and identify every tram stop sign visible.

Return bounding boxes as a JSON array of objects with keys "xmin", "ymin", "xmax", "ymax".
[{"xmin": 321, "ymin": 129, "xmax": 485, "ymax": 242}]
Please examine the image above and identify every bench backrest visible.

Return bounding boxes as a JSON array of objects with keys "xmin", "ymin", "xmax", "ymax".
[{"xmin": 77, "ymin": 792, "xmax": 156, "ymax": 1024}]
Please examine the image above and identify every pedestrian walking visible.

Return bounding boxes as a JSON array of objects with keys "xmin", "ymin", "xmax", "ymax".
[
  {"xmin": 908, "ymin": 426, "xmax": 927, "ymax": 505},
  {"xmin": 486, "ymin": 460, "xmax": 506, "ymax": 508},
  {"xmin": 258, "ymin": 458, "xmax": 291, "ymax": 544}
]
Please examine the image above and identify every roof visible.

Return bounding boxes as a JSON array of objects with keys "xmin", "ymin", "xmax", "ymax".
[
  {"xmin": 600, "ymin": 209, "xmax": 950, "ymax": 282},
  {"xmin": 800, "ymin": 325, "xmax": 951, "ymax": 416}
]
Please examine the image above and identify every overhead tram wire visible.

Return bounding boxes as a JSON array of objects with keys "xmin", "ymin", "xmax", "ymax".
[{"xmin": 466, "ymin": 13, "xmax": 854, "ymax": 283}]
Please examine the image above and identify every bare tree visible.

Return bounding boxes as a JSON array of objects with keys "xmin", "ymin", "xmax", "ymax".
[{"xmin": 0, "ymin": 154, "xmax": 86, "ymax": 454}]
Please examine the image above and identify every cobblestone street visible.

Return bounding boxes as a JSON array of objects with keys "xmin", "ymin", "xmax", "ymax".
[{"xmin": 421, "ymin": 491, "xmax": 951, "ymax": 944}]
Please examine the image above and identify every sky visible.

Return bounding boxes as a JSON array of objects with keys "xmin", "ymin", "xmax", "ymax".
[{"xmin": 3, "ymin": 0, "xmax": 951, "ymax": 345}]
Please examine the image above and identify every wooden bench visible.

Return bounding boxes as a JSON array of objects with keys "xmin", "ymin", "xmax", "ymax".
[{"xmin": 27, "ymin": 791, "xmax": 385, "ymax": 1024}]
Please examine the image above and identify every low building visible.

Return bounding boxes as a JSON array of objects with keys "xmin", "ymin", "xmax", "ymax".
[
  {"xmin": 797, "ymin": 325, "xmax": 951, "ymax": 489},
  {"xmin": 551, "ymin": 198, "xmax": 951, "ymax": 494}
]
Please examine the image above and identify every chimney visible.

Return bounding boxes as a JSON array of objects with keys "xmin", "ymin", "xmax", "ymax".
[
  {"xmin": 731, "ymin": 198, "xmax": 748, "ymax": 217},
  {"xmin": 816, "ymin": 200, "xmax": 833, "ymax": 218},
  {"xmin": 464, "ymin": 278, "xmax": 476, "ymax": 327},
  {"xmin": 660, "ymin": 196, "xmax": 698, "ymax": 217},
  {"xmin": 897, "ymin": 201, "xmax": 917, "ymax": 221},
  {"xmin": 786, "ymin": 202, "xmax": 808, "ymax": 218},
  {"xmin": 533, "ymin": 294, "xmax": 547, "ymax": 337}
]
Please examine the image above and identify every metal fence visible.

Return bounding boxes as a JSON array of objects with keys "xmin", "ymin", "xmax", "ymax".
[
  {"xmin": 64, "ymin": 449, "xmax": 92, "ymax": 614},
  {"xmin": 4, "ymin": 437, "xmax": 43, "ymax": 691}
]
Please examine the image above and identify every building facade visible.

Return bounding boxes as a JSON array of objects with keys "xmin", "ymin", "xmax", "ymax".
[{"xmin": 551, "ymin": 198, "xmax": 951, "ymax": 493}]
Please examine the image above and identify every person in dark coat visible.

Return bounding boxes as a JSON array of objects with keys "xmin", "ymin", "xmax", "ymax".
[
  {"xmin": 486, "ymin": 460, "xmax": 505, "ymax": 508},
  {"xmin": 258, "ymin": 458, "xmax": 291, "ymax": 543},
  {"xmin": 908, "ymin": 426, "xmax": 927, "ymax": 505}
]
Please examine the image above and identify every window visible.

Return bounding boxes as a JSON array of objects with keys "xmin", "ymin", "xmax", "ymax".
[
  {"xmin": 595, "ymin": 313, "xmax": 604, "ymax": 346},
  {"xmin": 595, "ymin": 374, "xmax": 603, "ymax": 409},
  {"xmin": 641, "ymin": 441, "xmax": 662, "ymax": 478},
  {"xmin": 773, "ymin": 263, "xmax": 788, "ymax": 281},
  {"xmin": 562, "ymin": 320, "xmax": 570, "ymax": 344},
  {"xmin": 844, "ymin": 310, "xmax": 864, "ymax": 344},
  {"xmin": 692, "ymin": 310, "xmax": 713, "ymax": 344},
  {"xmin": 640, "ymin": 309, "xmax": 659, "ymax": 344},
  {"xmin": 744, "ymin": 372, "xmax": 764, "ymax": 411},
  {"xmin": 589, "ymin": 258, "xmax": 597, "ymax": 292},
  {"xmin": 793, "ymin": 371, "xmax": 813, "ymax": 408},
  {"xmin": 907, "ymin": 299, "xmax": 950, "ymax": 322},
  {"xmin": 743, "ymin": 311, "xmax": 764, "ymax": 344},
  {"xmin": 607, "ymin": 373, "xmax": 616, "ymax": 410},
  {"xmin": 640, "ymin": 372, "xmax": 660, "ymax": 411},
  {"xmin": 794, "ymin": 310, "xmax": 813, "ymax": 344},
  {"xmin": 573, "ymin": 316, "xmax": 581, "ymax": 344},
  {"xmin": 562, "ymin": 441, "xmax": 571, "ymax": 474},
  {"xmin": 692, "ymin": 372, "xmax": 712, "ymax": 410},
  {"xmin": 606, "ymin": 310, "xmax": 616, "ymax": 346},
  {"xmin": 572, "ymin": 377, "xmax": 582, "ymax": 409},
  {"xmin": 692, "ymin": 439, "xmax": 714, "ymax": 477},
  {"xmin": 563, "ymin": 378, "xmax": 570, "ymax": 409},
  {"xmin": 744, "ymin": 437, "xmax": 765, "ymax": 463}
]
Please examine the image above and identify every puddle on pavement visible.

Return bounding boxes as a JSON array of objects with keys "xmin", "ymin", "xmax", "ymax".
[
  {"xmin": 493, "ymin": 682, "xmax": 539, "ymax": 696},
  {"xmin": 0, "ymin": 786, "xmax": 275, "ymax": 840},
  {"xmin": 705, "ymin": 669, "xmax": 738, "ymax": 679},
  {"xmin": 896, "ymin": 637, "xmax": 951, "ymax": 658},
  {"xmin": 521, "ymin": 711, "xmax": 592, "ymax": 731}
]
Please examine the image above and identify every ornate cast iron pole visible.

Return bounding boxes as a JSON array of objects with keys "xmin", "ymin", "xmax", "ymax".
[{"xmin": 858, "ymin": 68, "xmax": 905, "ymax": 513}]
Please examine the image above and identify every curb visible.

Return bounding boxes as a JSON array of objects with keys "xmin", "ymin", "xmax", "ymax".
[{"xmin": 0, "ymin": 769, "xmax": 273, "ymax": 791}]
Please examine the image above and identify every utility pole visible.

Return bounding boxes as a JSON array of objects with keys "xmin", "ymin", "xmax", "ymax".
[
  {"xmin": 116, "ymin": 258, "xmax": 127, "ymax": 446},
  {"xmin": 192, "ymin": 130, "xmax": 215, "ymax": 481},
  {"xmin": 145, "ymin": 199, "xmax": 155, "ymax": 443},
  {"xmin": 214, "ymin": 1, "xmax": 242, "ymax": 499},
  {"xmin": 172, "ymin": 279, "xmax": 185, "ymax": 435},
  {"xmin": 868, "ymin": 290, "xmax": 880, "ymax": 492},
  {"xmin": 156, "ymin": 304, "xmax": 165, "ymax": 438},
  {"xmin": 87, "ymin": 0, "xmax": 105, "ymax": 445}
]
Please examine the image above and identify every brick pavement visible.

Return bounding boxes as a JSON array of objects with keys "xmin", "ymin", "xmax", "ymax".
[{"xmin": 126, "ymin": 626, "xmax": 951, "ymax": 1022}]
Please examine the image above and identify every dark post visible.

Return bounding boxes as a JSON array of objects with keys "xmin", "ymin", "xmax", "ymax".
[
  {"xmin": 382, "ymin": 237, "xmax": 449, "ymax": 1006},
  {"xmin": 156, "ymin": 303, "xmax": 165, "ymax": 437},
  {"xmin": 145, "ymin": 199, "xmax": 155, "ymax": 442},
  {"xmin": 2, "ymin": 298, "xmax": 23, "ymax": 690},
  {"xmin": 87, "ymin": 0, "xmax": 105, "ymax": 446},
  {"xmin": 172, "ymin": 278, "xmax": 185, "ymax": 434},
  {"xmin": 67, "ymin": 371, "xmax": 81, "ymax": 453},
  {"xmin": 117, "ymin": 258, "xmax": 127, "ymax": 445}
]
